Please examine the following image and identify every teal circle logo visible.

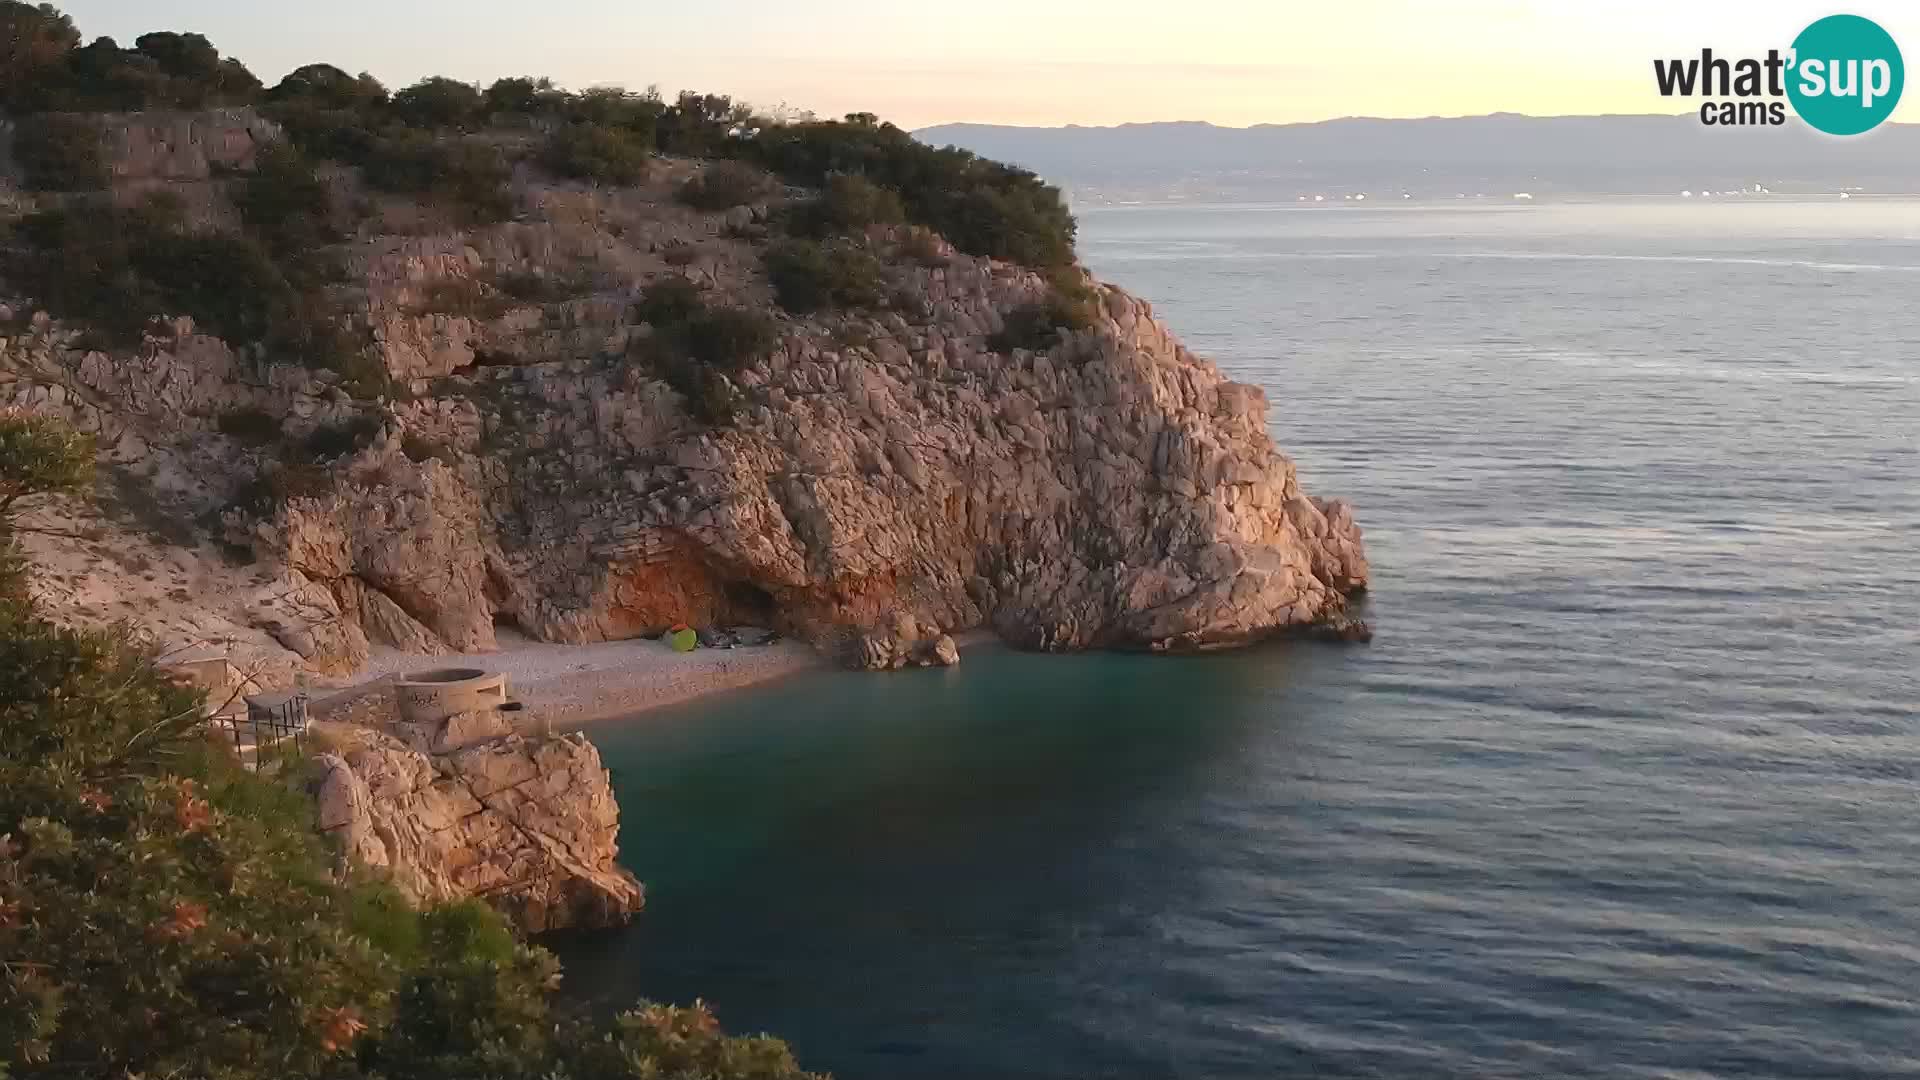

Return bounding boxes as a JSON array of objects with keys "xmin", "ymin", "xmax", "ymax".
[{"xmin": 1787, "ymin": 14, "xmax": 1904, "ymax": 135}]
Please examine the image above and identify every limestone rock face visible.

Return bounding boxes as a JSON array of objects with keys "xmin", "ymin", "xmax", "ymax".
[
  {"xmin": 314, "ymin": 731, "xmax": 644, "ymax": 933},
  {"xmin": 100, "ymin": 108, "xmax": 280, "ymax": 182},
  {"xmin": 245, "ymin": 239, "xmax": 1369, "ymax": 657},
  {"xmin": 4, "ymin": 151, "xmax": 1368, "ymax": 669}
]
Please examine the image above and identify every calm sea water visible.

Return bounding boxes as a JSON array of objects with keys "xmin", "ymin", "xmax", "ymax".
[{"xmin": 554, "ymin": 201, "xmax": 1920, "ymax": 1078}]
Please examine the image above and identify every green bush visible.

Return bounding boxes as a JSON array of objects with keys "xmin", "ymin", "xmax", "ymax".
[
  {"xmin": 3, "ymin": 18, "xmax": 261, "ymax": 113},
  {"xmin": 8, "ymin": 196, "xmax": 293, "ymax": 345},
  {"xmin": 554, "ymin": 86, "xmax": 664, "ymax": 142},
  {"xmin": 629, "ymin": 280, "xmax": 773, "ymax": 426},
  {"xmin": 541, "ymin": 122, "xmax": 650, "ymax": 185},
  {"xmin": 751, "ymin": 117, "xmax": 1077, "ymax": 268},
  {"xmin": 391, "ymin": 75, "xmax": 483, "ymax": 130},
  {"xmin": 482, "ymin": 75, "xmax": 552, "ymax": 116},
  {"xmin": 786, "ymin": 173, "xmax": 905, "ymax": 237},
  {"xmin": 263, "ymin": 292, "xmax": 382, "ymax": 394},
  {"xmin": 633, "ymin": 275, "xmax": 706, "ymax": 327},
  {"xmin": 678, "ymin": 160, "xmax": 769, "ymax": 211},
  {"xmin": 682, "ymin": 305, "xmax": 779, "ymax": 371},
  {"xmin": 989, "ymin": 288, "xmax": 1099, "ymax": 354},
  {"xmin": 234, "ymin": 141, "xmax": 337, "ymax": 258},
  {"xmin": 12, "ymin": 112, "xmax": 106, "ymax": 191},
  {"xmin": 657, "ymin": 90, "xmax": 746, "ymax": 156},
  {"xmin": 362, "ymin": 131, "xmax": 514, "ymax": 225},
  {"xmin": 764, "ymin": 237, "xmax": 886, "ymax": 314},
  {"xmin": 0, "ymin": 2, "xmax": 81, "ymax": 112},
  {"xmin": 268, "ymin": 62, "xmax": 388, "ymax": 111},
  {"xmin": 263, "ymin": 100, "xmax": 384, "ymax": 164}
]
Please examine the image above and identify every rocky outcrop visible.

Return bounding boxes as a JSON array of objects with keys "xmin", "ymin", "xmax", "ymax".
[
  {"xmin": 100, "ymin": 108, "xmax": 279, "ymax": 183},
  {"xmin": 251, "ymin": 216, "xmax": 1369, "ymax": 662},
  {"xmin": 314, "ymin": 730, "xmax": 643, "ymax": 933},
  {"xmin": 3, "ymin": 131, "xmax": 1368, "ymax": 673}
]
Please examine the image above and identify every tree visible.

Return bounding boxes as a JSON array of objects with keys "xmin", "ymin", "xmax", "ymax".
[
  {"xmin": 0, "ymin": 1, "xmax": 79, "ymax": 110},
  {"xmin": 391, "ymin": 76, "xmax": 483, "ymax": 130},
  {"xmin": 0, "ymin": 411, "xmax": 92, "ymax": 528},
  {"xmin": 482, "ymin": 75, "xmax": 552, "ymax": 115},
  {"xmin": 269, "ymin": 62, "xmax": 389, "ymax": 111},
  {"xmin": 0, "ymin": 410, "xmax": 92, "ymax": 609}
]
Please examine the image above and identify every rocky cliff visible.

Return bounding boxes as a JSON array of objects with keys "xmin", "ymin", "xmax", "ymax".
[
  {"xmin": 314, "ymin": 728, "xmax": 644, "ymax": 932},
  {"xmin": 1, "ymin": 111, "xmax": 1368, "ymax": 676}
]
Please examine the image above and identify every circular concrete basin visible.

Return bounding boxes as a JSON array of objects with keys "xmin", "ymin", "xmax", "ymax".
[{"xmin": 395, "ymin": 668, "xmax": 509, "ymax": 725}]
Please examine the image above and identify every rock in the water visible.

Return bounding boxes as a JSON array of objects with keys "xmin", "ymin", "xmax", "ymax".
[
  {"xmin": 921, "ymin": 634, "xmax": 961, "ymax": 667},
  {"xmin": 312, "ymin": 731, "xmax": 644, "ymax": 933}
]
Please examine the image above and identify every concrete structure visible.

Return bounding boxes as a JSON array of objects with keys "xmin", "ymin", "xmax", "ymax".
[{"xmin": 394, "ymin": 668, "xmax": 509, "ymax": 725}]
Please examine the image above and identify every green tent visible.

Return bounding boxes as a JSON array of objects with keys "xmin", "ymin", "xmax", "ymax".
[{"xmin": 667, "ymin": 626, "xmax": 698, "ymax": 653}]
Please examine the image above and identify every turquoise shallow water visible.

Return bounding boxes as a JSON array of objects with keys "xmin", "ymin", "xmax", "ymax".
[{"xmin": 553, "ymin": 201, "xmax": 1920, "ymax": 1079}]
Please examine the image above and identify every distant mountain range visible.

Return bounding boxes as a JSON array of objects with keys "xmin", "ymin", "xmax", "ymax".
[{"xmin": 914, "ymin": 114, "xmax": 1920, "ymax": 203}]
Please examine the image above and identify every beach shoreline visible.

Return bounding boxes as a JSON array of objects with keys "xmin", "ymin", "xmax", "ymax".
[{"xmin": 326, "ymin": 629, "xmax": 827, "ymax": 729}]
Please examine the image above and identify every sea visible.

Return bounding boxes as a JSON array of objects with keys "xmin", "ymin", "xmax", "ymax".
[{"xmin": 552, "ymin": 200, "xmax": 1920, "ymax": 1079}]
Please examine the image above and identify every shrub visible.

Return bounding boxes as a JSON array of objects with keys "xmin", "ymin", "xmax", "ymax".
[
  {"xmin": 8, "ymin": 196, "xmax": 294, "ymax": 346},
  {"xmin": 362, "ymin": 131, "xmax": 514, "ymax": 225},
  {"xmin": 786, "ymin": 173, "xmax": 904, "ymax": 237},
  {"xmin": 391, "ymin": 75, "xmax": 483, "ymax": 130},
  {"xmin": 682, "ymin": 305, "xmax": 778, "ymax": 371},
  {"xmin": 263, "ymin": 100, "xmax": 384, "ymax": 164},
  {"xmin": 263, "ymin": 292, "xmax": 381, "ymax": 393},
  {"xmin": 751, "ymin": 117, "xmax": 1077, "ymax": 268},
  {"xmin": 989, "ymin": 289, "xmax": 1099, "ymax": 354},
  {"xmin": 0, "ymin": 2, "xmax": 81, "ymax": 111},
  {"xmin": 233, "ymin": 141, "xmax": 338, "ymax": 259},
  {"xmin": 764, "ymin": 237, "xmax": 886, "ymax": 314},
  {"xmin": 552, "ymin": 86, "xmax": 664, "ymax": 142},
  {"xmin": 268, "ymin": 62, "xmax": 388, "ymax": 111},
  {"xmin": 677, "ymin": 160, "xmax": 769, "ymax": 211},
  {"xmin": 216, "ymin": 406, "xmax": 279, "ymax": 446},
  {"xmin": 482, "ymin": 75, "xmax": 551, "ymax": 116},
  {"xmin": 12, "ymin": 112, "xmax": 106, "ymax": 191},
  {"xmin": 541, "ymin": 122, "xmax": 651, "ymax": 185},
  {"xmin": 633, "ymin": 275, "xmax": 706, "ymax": 327},
  {"xmin": 629, "ymin": 281, "xmax": 773, "ymax": 427},
  {"xmin": 657, "ymin": 90, "xmax": 746, "ymax": 156}
]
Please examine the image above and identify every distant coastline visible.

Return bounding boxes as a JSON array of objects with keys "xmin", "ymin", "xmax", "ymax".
[{"xmin": 917, "ymin": 113, "xmax": 1920, "ymax": 206}]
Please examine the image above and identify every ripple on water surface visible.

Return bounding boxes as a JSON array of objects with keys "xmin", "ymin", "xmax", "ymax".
[{"xmin": 552, "ymin": 202, "xmax": 1920, "ymax": 1079}]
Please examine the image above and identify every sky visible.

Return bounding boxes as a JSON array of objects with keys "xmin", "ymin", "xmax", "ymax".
[{"xmin": 50, "ymin": 0, "xmax": 1920, "ymax": 129}]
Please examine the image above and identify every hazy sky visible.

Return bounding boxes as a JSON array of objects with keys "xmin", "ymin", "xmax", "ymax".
[{"xmin": 50, "ymin": 1, "xmax": 1920, "ymax": 128}]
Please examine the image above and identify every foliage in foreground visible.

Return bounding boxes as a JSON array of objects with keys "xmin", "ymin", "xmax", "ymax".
[{"xmin": 0, "ymin": 411, "xmax": 826, "ymax": 1079}]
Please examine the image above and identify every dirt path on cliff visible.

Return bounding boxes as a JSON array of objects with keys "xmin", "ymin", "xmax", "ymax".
[{"xmin": 342, "ymin": 629, "xmax": 824, "ymax": 728}]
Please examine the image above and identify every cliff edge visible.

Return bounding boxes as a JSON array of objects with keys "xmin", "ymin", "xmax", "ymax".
[{"xmin": 1, "ymin": 109, "xmax": 1367, "ymax": 675}]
